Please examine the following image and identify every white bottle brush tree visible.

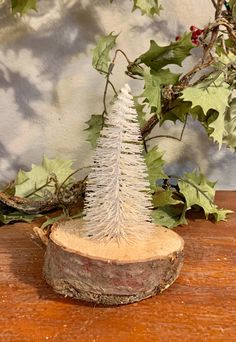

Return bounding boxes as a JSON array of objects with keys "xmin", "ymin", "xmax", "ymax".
[
  {"xmin": 43, "ymin": 84, "xmax": 185, "ymax": 306},
  {"xmin": 83, "ymin": 84, "xmax": 155, "ymax": 242}
]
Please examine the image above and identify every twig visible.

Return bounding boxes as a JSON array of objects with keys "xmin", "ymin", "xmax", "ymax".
[
  {"xmin": 25, "ymin": 178, "xmax": 53, "ymax": 198},
  {"xmin": 0, "ymin": 191, "xmax": 58, "ymax": 214},
  {"xmin": 108, "ymin": 80, "xmax": 118, "ymax": 96},
  {"xmin": 145, "ymin": 134, "xmax": 181, "ymax": 143},
  {"xmin": 58, "ymin": 166, "xmax": 90, "ymax": 191},
  {"xmin": 112, "ymin": 49, "xmax": 131, "ymax": 64},
  {"xmin": 179, "ymin": 116, "xmax": 187, "ymax": 141},
  {"xmin": 179, "ymin": 0, "xmax": 225, "ymax": 86},
  {"xmin": 143, "ymin": 138, "xmax": 148, "ymax": 153},
  {"xmin": 141, "ymin": 113, "xmax": 160, "ymax": 137},
  {"xmin": 211, "ymin": 0, "xmax": 217, "ymax": 8},
  {"xmin": 101, "ymin": 49, "xmax": 132, "ymax": 126},
  {"xmin": 145, "ymin": 116, "xmax": 187, "ymax": 143},
  {"xmin": 101, "ymin": 72, "xmax": 112, "ymax": 125}
]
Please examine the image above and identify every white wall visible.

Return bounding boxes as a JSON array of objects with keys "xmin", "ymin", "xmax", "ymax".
[{"xmin": 0, "ymin": 0, "xmax": 235, "ymax": 188}]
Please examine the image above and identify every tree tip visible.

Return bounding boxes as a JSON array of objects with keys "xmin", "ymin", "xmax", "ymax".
[{"xmin": 122, "ymin": 83, "xmax": 131, "ymax": 93}]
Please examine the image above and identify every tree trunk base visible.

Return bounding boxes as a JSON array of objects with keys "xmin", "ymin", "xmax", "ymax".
[{"xmin": 43, "ymin": 221, "xmax": 184, "ymax": 306}]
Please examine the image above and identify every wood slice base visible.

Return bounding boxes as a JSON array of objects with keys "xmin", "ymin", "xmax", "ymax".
[{"xmin": 43, "ymin": 220, "xmax": 184, "ymax": 306}]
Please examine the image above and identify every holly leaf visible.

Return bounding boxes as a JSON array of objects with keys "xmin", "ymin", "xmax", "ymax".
[
  {"xmin": 0, "ymin": 210, "xmax": 41, "ymax": 225},
  {"xmin": 180, "ymin": 74, "xmax": 231, "ymax": 146},
  {"xmin": 160, "ymin": 99, "xmax": 191, "ymax": 124},
  {"xmin": 133, "ymin": 97, "xmax": 147, "ymax": 127},
  {"xmin": 141, "ymin": 69, "xmax": 161, "ymax": 112},
  {"xmin": 223, "ymin": 98, "xmax": 236, "ymax": 149},
  {"xmin": 152, "ymin": 205, "xmax": 187, "ymax": 228},
  {"xmin": 136, "ymin": 33, "xmax": 194, "ymax": 71},
  {"xmin": 180, "ymin": 73, "xmax": 230, "ymax": 115},
  {"xmin": 215, "ymin": 46, "xmax": 236, "ymax": 65},
  {"xmin": 85, "ymin": 114, "xmax": 103, "ymax": 148},
  {"xmin": 152, "ymin": 68, "xmax": 181, "ymax": 85},
  {"xmin": 15, "ymin": 156, "xmax": 75, "ymax": 199},
  {"xmin": 207, "ymin": 110, "xmax": 225, "ymax": 147},
  {"xmin": 178, "ymin": 170, "xmax": 232, "ymax": 220},
  {"xmin": 211, "ymin": 208, "xmax": 233, "ymax": 222},
  {"xmin": 132, "ymin": 0, "xmax": 162, "ymax": 17},
  {"xmin": 11, "ymin": 0, "xmax": 37, "ymax": 15},
  {"xmin": 144, "ymin": 147, "xmax": 166, "ymax": 191},
  {"xmin": 92, "ymin": 32, "xmax": 118, "ymax": 74},
  {"xmin": 152, "ymin": 189, "xmax": 183, "ymax": 207}
]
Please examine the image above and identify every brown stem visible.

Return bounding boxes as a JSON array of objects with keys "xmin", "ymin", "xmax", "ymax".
[
  {"xmin": 141, "ymin": 114, "xmax": 159, "ymax": 137},
  {"xmin": 211, "ymin": 0, "xmax": 217, "ymax": 8},
  {"xmin": 179, "ymin": 116, "xmax": 187, "ymax": 141},
  {"xmin": 112, "ymin": 49, "xmax": 131, "ymax": 64},
  {"xmin": 145, "ymin": 116, "xmax": 187, "ymax": 143},
  {"xmin": 145, "ymin": 135, "xmax": 181, "ymax": 142},
  {"xmin": 108, "ymin": 80, "xmax": 118, "ymax": 96},
  {"xmin": 58, "ymin": 166, "xmax": 90, "ymax": 192},
  {"xmin": 179, "ymin": 0, "xmax": 225, "ymax": 86},
  {"xmin": 25, "ymin": 178, "xmax": 53, "ymax": 198},
  {"xmin": 0, "ymin": 191, "xmax": 58, "ymax": 214}
]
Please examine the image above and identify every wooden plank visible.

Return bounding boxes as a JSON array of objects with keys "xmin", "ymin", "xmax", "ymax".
[{"xmin": 0, "ymin": 191, "xmax": 236, "ymax": 341}]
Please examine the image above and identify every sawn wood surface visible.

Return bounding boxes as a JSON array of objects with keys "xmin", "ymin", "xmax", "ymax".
[{"xmin": 0, "ymin": 191, "xmax": 235, "ymax": 341}]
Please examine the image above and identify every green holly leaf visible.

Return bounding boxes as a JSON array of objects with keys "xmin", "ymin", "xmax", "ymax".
[
  {"xmin": 180, "ymin": 74, "xmax": 231, "ymax": 146},
  {"xmin": 133, "ymin": 97, "xmax": 147, "ymax": 127},
  {"xmin": 223, "ymin": 98, "xmax": 236, "ymax": 149},
  {"xmin": 207, "ymin": 110, "xmax": 225, "ymax": 147},
  {"xmin": 136, "ymin": 33, "xmax": 194, "ymax": 71},
  {"xmin": 0, "ymin": 210, "xmax": 41, "ymax": 225},
  {"xmin": 132, "ymin": 0, "xmax": 162, "ymax": 17},
  {"xmin": 15, "ymin": 156, "xmax": 75, "ymax": 199},
  {"xmin": 160, "ymin": 99, "xmax": 191, "ymax": 124},
  {"xmin": 211, "ymin": 208, "xmax": 233, "ymax": 222},
  {"xmin": 152, "ymin": 205, "xmax": 187, "ymax": 228},
  {"xmin": 92, "ymin": 32, "xmax": 118, "ymax": 74},
  {"xmin": 152, "ymin": 68, "xmax": 181, "ymax": 85},
  {"xmin": 215, "ymin": 46, "xmax": 236, "ymax": 65},
  {"xmin": 144, "ymin": 147, "xmax": 166, "ymax": 191},
  {"xmin": 11, "ymin": 0, "xmax": 37, "ymax": 15},
  {"xmin": 180, "ymin": 73, "xmax": 230, "ymax": 115},
  {"xmin": 178, "ymin": 170, "xmax": 231, "ymax": 220},
  {"xmin": 152, "ymin": 189, "xmax": 183, "ymax": 207},
  {"xmin": 141, "ymin": 69, "xmax": 161, "ymax": 112},
  {"xmin": 85, "ymin": 114, "xmax": 103, "ymax": 148}
]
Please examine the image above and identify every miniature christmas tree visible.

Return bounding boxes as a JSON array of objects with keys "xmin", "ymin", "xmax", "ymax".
[
  {"xmin": 83, "ymin": 84, "xmax": 155, "ymax": 242},
  {"xmin": 44, "ymin": 84, "xmax": 184, "ymax": 306}
]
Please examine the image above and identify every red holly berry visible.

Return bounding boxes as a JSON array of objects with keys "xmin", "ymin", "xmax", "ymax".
[
  {"xmin": 190, "ymin": 25, "xmax": 197, "ymax": 31},
  {"xmin": 191, "ymin": 31, "xmax": 199, "ymax": 39},
  {"xmin": 192, "ymin": 39, "xmax": 199, "ymax": 46},
  {"xmin": 175, "ymin": 35, "xmax": 181, "ymax": 41},
  {"xmin": 195, "ymin": 29, "xmax": 203, "ymax": 36}
]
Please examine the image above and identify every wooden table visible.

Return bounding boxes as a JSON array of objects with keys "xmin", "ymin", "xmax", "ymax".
[{"xmin": 0, "ymin": 191, "xmax": 236, "ymax": 341}]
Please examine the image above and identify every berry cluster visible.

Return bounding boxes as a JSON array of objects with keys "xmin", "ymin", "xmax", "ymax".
[
  {"xmin": 175, "ymin": 25, "xmax": 204, "ymax": 46},
  {"xmin": 190, "ymin": 25, "xmax": 204, "ymax": 46}
]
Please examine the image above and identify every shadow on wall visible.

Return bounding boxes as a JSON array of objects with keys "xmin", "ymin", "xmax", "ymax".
[
  {"xmin": 0, "ymin": 0, "xmax": 235, "ymax": 188},
  {"xmin": 0, "ymin": 141, "xmax": 28, "ymax": 186},
  {"xmin": 0, "ymin": 0, "xmax": 104, "ymax": 114},
  {"xmin": 0, "ymin": 63, "xmax": 42, "ymax": 120}
]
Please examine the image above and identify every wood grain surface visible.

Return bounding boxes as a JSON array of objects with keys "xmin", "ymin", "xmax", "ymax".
[{"xmin": 0, "ymin": 191, "xmax": 236, "ymax": 342}]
